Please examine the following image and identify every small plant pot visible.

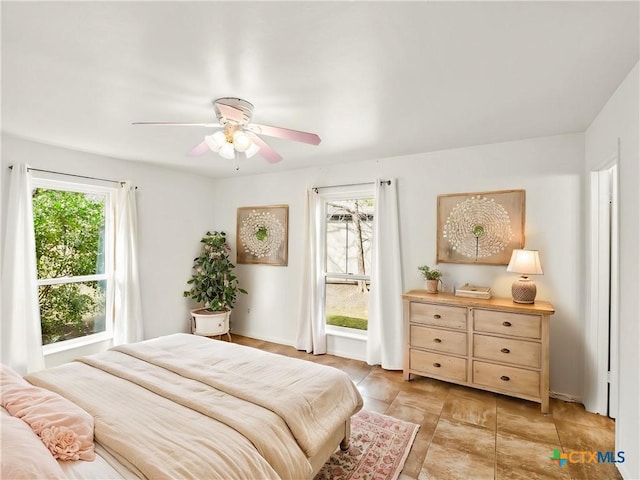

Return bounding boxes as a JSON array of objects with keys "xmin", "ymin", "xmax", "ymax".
[{"xmin": 425, "ymin": 279, "xmax": 440, "ymax": 294}]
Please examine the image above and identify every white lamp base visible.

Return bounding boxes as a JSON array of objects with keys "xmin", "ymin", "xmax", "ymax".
[{"xmin": 512, "ymin": 276, "xmax": 537, "ymax": 304}]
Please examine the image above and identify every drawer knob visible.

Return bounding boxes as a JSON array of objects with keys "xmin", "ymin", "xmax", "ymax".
[
  {"xmin": 502, "ymin": 321, "xmax": 512, "ymax": 327},
  {"xmin": 501, "ymin": 348, "xmax": 510, "ymax": 354},
  {"xmin": 500, "ymin": 375, "xmax": 510, "ymax": 382},
  {"xmin": 433, "ymin": 314, "xmax": 441, "ymax": 319},
  {"xmin": 433, "ymin": 362, "xmax": 441, "ymax": 368},
  {"xmin": 434, "ymin": 338, "xmax": 442, "ymax": 343}
]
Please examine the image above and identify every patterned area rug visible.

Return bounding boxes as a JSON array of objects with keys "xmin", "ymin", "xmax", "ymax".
[{"xmin": 315, "ymin": 410, "xmax": 420, "ymax": 480}]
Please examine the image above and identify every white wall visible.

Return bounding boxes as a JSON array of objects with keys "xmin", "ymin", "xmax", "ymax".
[
  {"xmin": 210, "ymin": 133, "xmax": 585, "ymax": 399},
  {"xmin": 0, "ymin": 134, "xmax": 217, "ymax": 366},
  {"xmin": 585, "ymin": 62, "xmax": 639, "ymax": 480}
]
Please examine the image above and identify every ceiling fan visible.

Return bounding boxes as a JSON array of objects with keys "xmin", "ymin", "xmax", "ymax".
[{"xmin": 133, "ymin": 97, "xmax": 321, "ymax": 170}]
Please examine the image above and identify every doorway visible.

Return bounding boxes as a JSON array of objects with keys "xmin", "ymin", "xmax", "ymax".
[{"xmin": 588, "ymin": 159, "xmax": 619, "ymax": 418}]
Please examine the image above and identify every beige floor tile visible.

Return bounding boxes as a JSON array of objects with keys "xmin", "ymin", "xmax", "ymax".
[
  {"xmin": 339, "ymin": 363, "xmax": 373, "ymax": 384},
  {"xmin": 555, "ymin": 419, "xmax": 615, "ymax": 452},
  {"xmin": 391, "ymin": 389, "xmax": 447, "ymax": 416},
  {"xmin": 566, "ymin": 460, "xmax": 623, "ymax": 480},
  {"xmin": 360, "ymin": 394, "xmax": 389, "ymax": 414},
  {"xmin": 400, "ymin": 423, "xmax": 440, "ymax": 479},
  {"xmin": 367, "ymin": 367, "xmax": 411, "ymax": 387},
  {"xmin": 357, "ymin": 373, "xmax": 402, "ymax": 403},
  {"xmin": 498, "ymin": 409, "xmax": 560, "ymax": 445},
  {"xmin": 405, "ymin": 376, "xmax": 451, "ymax": 392},
  {"xmin": 418, "ymin": 443, "xmax": 494, "ymax": 480},
  {"xmin": 551, "ymin": 399, "xmax": 614, "ymax": 430},
  {"xmin": 385, "ymin": 401, "xmax": 437, "ymax": 427},
  {"xmin": 440, "ymin": 386, "xmax": 497, "ymax": 430},
  {"xmin": 495, "ymin": 431, "xmax": 568, "ymax": 480},
  {"xmin": 430, "ymin": 417, "xmax": 495, "ymax": 456},
  {"xmin": 497, "ymin": 394, "xmax": 551, "ymax": 418}
]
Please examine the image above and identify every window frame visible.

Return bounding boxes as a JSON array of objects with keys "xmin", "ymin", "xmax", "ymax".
[
  {"xmin": 318, "ymin": 185, "xmax": 374, "ymax": 336},
  {"xmin": 31, "ymin": 177, "xmax": 117, "ymax": 354}
]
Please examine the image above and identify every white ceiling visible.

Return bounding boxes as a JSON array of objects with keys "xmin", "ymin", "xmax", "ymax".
[{"xmin": 2, "ymin": 1, "xmax": 638, "ymax": 178}]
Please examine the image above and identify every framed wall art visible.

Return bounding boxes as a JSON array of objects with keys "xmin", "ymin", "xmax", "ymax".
[
  {"xmin": 237, "ymin": 205, "xmax": 289, "ymax": 266},
  {"xmin": 437, "ymin": 189, "xmax": 525, "ymax": 265}
]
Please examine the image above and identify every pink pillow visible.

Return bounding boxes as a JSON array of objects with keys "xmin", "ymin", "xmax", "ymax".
[
  {"xmin": 1, "ymin": 408, "xmax": 67, "ymax": 478},
  {"xmin": 0, "ymin": 364, "xmax": 95, "ymax": 461}
]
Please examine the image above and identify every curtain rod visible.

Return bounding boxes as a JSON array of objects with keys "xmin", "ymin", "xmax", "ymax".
[
  {"xmin": 313, "ymin": 180, "xmax": 391, "ymax": 192},
  {"xmin": 8, "ymin": 165, "xmax": 137, "ymax": 189}
]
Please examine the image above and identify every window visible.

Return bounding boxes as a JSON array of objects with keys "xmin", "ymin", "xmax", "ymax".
[
  {"xmin": 322, "ymin": 190, "xmax": 374, "ymax": 332},
  {"xmin": 32, "ymin": 178, "xmax": 116, "ymax": 350}
]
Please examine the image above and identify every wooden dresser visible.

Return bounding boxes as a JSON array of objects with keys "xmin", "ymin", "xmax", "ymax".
[{"xmin": 402, "ymin": 290, "xmax": 555, "ymax": 413}]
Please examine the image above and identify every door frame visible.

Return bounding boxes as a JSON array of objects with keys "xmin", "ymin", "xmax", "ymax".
[{"xmin": 586, "ymin": 149, "xmax": 619, "ymax": 417}]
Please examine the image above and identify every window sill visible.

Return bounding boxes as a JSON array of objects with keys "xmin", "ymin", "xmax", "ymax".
[
  {"xmin": 326, "ymin": 325, "xmax": 367, "ymax": 341},
  {"xmin": 43, "ymin": 331, "xmax": 113, "ymax": 356}
]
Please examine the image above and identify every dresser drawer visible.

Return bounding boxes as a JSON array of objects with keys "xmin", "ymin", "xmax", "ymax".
[
  {"xmin": 474, "ymin": 309, "xmax": 541, "ymax": 339},
  {"xmin": 410, "ymin": 302, "xmax": 467, "ymax": 330},
  {"xmin": 411, "ymin": 325, "xmax": 467, "ymax": 356},
  {"xmin": 410, "ymin": 350, "xmax": 467, "ymax": 382},
  {"xmin": 473, "ymin": 334, "xmax": 540, "ymax": 368},
  {"xmin": 473, "ymin": 361, "xmax": 540, "ymax": 398}
]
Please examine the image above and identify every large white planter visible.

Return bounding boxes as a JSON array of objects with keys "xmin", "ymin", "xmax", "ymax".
[{"xmin": 190, "ymin": 309, "xmax": 231, "ymax": 339}]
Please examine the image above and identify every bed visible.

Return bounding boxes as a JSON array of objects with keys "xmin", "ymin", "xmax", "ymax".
[{"xmin": 1, "ymin": 333, "xmax": 363, "ymax": 479}]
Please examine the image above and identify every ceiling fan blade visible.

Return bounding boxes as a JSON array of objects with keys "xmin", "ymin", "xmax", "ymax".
[
  {"xmin": 187, "ymin": 140, "xmax": 211, "ymax": 157},
  {"xmin": 247, "ymin": 123, "xmax": 321, "ymax": 145},
  {"xmin": 216, "ymin": 103, "xmax": 246, "ymax": 124},
  {"xmin": 248, "ymin": 133, "xmax": 283, "ymax": 163},
  {"xmin": 132, "ymin": 122, "xmax": 220, "ymax": 127}
]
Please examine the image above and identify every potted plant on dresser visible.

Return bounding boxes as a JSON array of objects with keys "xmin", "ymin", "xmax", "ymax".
[
  {"xmin": 183, "ymin": 231, "xmax": 247, "ymax": 340},
  {"xmin": 418, "ymin": 265, "xmax": 443, "ymax": 293}
]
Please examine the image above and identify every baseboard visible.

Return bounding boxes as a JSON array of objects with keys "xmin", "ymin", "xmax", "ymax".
[
  {"xmin": 616, "ymin": 462, "xmax": 632, "ymax": 480},
  {"xmin": 326, "ymin": 346, "xmax": 367, "ymax": 362},
  {"xmin": 231, "ymin": 329, "xmax": 294, "ymax": 348},
  {"xmin": 550, "ymin": 391, "xmax": 582, "ymax": 403}
]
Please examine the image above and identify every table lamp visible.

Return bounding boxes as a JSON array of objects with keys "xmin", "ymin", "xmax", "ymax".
[{"xmin": 507, "ymin": 249, "xmax": 543, "ymax": 304}]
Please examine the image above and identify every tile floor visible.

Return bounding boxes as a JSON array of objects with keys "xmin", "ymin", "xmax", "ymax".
[{"xmin": 233, "ymin": 335, "xmax": 621, "ymax": 480}]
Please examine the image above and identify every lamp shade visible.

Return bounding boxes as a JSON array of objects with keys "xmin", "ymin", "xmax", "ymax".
[{"xmin": 507, "ymin": 249, "xmax": 543, "ymax": 275}]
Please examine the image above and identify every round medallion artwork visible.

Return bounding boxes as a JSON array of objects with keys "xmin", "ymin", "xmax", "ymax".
[
  {"xmin": 239, "ymin": 209, "xmax": 285, "ymax": 258},
  {"xmin": 442, "ymin": 196, "xmax": 513, "ymax": 259}
]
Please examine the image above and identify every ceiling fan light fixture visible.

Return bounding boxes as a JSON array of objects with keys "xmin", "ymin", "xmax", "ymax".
[
  {"xmin": 204, "ymin": 134, "xmax": 221, "ymax": 152},
  {"xmin": 213, "ymin": 130, "xmax": 228, "ymax": 147},
  {"xmin": 219, "ymin": 142, "xmax": 236, "ymax": 160},
  {"xmin": 232, "ymin": 130, "xmax": 252, "ymax": 152},
  {"xmin": 245, "ymin": 142, "xmax": 260, "ymax": 159},
  {"xmin": 135, "ymin": 96, "xmax": 320, "ymax": 167}
]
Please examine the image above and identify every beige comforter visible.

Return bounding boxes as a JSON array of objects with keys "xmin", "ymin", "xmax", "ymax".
[{"xmin": 27, "ymin": 334, "xmax": 363, "ymax": 480}]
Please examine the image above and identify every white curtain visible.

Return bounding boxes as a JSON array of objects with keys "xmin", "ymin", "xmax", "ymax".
[
  {"xmin": 113, "ymin": 182, "xmax": 143, "ymax": 345},
  {"xmin": 295, "ymin": 188, "xmax": 326, "ymax": 354},
  {"xmin": 367, "ymin": 179, "xmax": 404, "ymax": 369},
  {"xmin": 1, "ymin": 164, "xmax": 45, "ymax": 374}
]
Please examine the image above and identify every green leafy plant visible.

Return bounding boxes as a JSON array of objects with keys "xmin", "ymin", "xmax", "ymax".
[
  {"xmin": 183, "ymin": 231, "xmax": 247, "ymax": 312},
  {"xmin": 418, "ymin": 265, "xmax": 443, "ymax": 281}
]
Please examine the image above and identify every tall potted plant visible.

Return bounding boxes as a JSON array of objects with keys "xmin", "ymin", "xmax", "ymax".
[{"xmin": 183, "ymin": 231, "xmax": 247, "ymax": 337}]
